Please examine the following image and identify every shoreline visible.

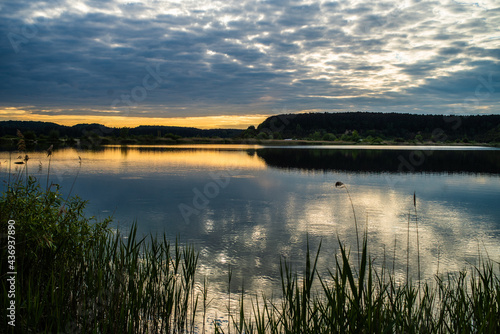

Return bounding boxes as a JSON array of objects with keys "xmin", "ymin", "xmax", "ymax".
[{"xmin": 1, "ymin": 136, "xmax": 499, "ymax": 150}]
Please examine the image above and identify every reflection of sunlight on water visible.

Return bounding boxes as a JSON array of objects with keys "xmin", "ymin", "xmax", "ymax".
[
  {"xmin": 285, "ymin": 180, "xmax": 500, "ymax": 284},
  {"xmin": 1, "ymin": 146, "xmax": 267, "ymax": 176}
]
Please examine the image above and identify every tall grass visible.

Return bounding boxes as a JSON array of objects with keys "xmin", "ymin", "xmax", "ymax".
[
  {"xmin": 226, "ymin": 236, "xmax": 499, "ymax": 334},
  {"xmin": 1, "ymin": 158, "xmax": 499, "ymax": 333}
]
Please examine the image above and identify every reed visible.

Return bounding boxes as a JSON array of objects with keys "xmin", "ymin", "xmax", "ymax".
[
  {"xmin": 335, "ymin": 181, "xmax": 360, "ymax": 266},
  {"xmin": 414, "ymin": 191, "xmax": 422, "ymax": 293},
  {"xmin": 226, "ymin": 237, "xmax": 499, "ymax": 334},
  {"xmin": 46, "ymin": 144, "xmax": 53, "ymax": 191}
]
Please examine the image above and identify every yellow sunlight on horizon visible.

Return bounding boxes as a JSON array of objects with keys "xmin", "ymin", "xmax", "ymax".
[{"xmin": 0, "ymin": 108, "xmax": 269, "ymax": 129}]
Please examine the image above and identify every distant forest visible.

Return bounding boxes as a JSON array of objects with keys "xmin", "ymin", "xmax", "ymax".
[
  {"xmin": 0, "ymin": 121, "xmax": 243, "ymax": 147},
  {"xmin": 244, "ymin": 112, "xmax": 500, "ymax": 144},
  {"xmin": 1, "ymin": 112, "xmax": 500, "ymax": 147}
]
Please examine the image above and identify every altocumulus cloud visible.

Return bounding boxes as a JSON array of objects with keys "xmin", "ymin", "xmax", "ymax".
[{"xmin": 0, "ymin": 0, "xmax": 499, "ymax": 123}]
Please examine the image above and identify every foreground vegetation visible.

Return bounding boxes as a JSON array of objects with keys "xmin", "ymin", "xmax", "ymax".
[
  {"xmin": 1, "ymin": 175, "xmax": 199, "ymax": 333},
  {"xmin": 1, "ymin": 164, "xmax": 499, "ymax": 333}
]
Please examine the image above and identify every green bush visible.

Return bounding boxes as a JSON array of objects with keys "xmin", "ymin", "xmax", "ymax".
[
  {"xmin": 322, "ymin": 133, "xmax": 337, "ymax": 141},
  {"xmin": 0, "ymin": 176, "xmax": 109, "ymax": 275}
]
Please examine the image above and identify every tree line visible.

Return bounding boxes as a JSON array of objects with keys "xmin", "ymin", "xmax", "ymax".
[
  {"xmin": 2, "ymin": 112, "xmax": 500, "ymax": 146},
  {"xmin": 0, "ymin": 121, "xmax": 243, "ymax": 144},
  {"xmin": 243, "ymin": 112, "xmax": 500, "ymax": 143}
]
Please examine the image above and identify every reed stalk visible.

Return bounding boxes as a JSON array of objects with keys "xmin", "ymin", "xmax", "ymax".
[
  {"xmin": 46, "ymin": 145, "xmax": 53, "ymax": 191},
  {"xmin": 414, "ymin": 192, "xmax": 421, "ymax": 294},
  {"xmin": 335, "ymin": 181, "xmax": 360, "ymax": 266}
]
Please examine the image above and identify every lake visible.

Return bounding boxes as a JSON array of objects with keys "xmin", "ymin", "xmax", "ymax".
[{"xmin": 2, "ymin": 144, "xmax": 500, "ymax": 324}]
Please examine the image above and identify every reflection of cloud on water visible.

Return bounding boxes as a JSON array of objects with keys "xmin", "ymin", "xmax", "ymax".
[
  {"xmin": 193, "ymin": 175, "xmax": 500, "ymax": 326},
  {"xmin": 191, "ymin": 168, "xmax": 500, "ymax": 298},
  {"xmin": 283, "ymin": 181, "xmax": 500, "ymax": 281}
]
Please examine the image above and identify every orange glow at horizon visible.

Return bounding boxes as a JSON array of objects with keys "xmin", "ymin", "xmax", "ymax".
[{"xmin": 0, "ymin": 108, "xmax": 270, "ymax": 129}]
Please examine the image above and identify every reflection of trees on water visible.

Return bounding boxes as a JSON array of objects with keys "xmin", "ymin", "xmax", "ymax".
[{"xmin": 257, "ymin": 148, "xmax": 500, "ymax": 174}]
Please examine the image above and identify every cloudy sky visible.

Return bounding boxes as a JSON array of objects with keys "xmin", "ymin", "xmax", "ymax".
[{"xmin": 1, "ymin": 0, "xmax": 499, "ymax": 128}]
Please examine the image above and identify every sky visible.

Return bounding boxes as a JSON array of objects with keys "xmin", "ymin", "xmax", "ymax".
[{"xmin": 0, "ymin": 0, "xmax": 499, "ymax": 129}]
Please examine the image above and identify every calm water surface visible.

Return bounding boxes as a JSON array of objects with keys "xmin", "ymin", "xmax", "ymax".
[{"xmin": 2, "ymin": 144, "xmax": 500, "ymax": 322}]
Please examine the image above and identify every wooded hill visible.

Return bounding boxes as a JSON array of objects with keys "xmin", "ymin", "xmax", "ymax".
[
  {"xmin": 245, "ymin": 112, "xmax": 500, "ymax": 143},
  {"xmin": 0, "ymin": 121, "xmax": 242, "ymax": 139}
]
